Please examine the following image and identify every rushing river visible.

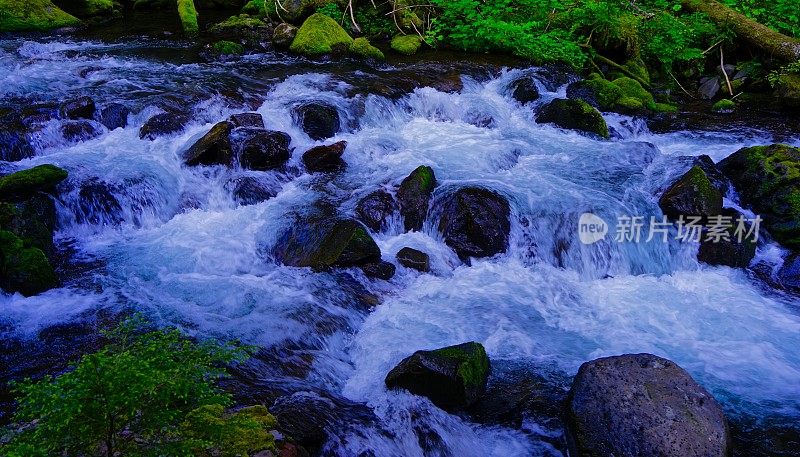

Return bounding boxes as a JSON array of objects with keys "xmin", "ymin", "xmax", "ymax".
[{"xmin": 1, "ymin": 31, "xmax": 799, "ymax": 456}]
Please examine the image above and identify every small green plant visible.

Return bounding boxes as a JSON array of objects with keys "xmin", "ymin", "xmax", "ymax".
[
  {"xmin": 317, "ymin": 2, "xmax": 343, "ymax": 21},
  {"xmin": 1, "ymin": 316, "xmax": 257, "ymax": 457}
]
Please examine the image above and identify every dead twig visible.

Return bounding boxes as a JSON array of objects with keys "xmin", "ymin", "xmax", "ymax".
[{"xmin": 720, "ymin": 47, "xmax": 734, "ymax": 96}]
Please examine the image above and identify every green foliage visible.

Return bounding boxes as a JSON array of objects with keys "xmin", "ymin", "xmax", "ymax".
[
  {"xmin": 353, "ymin": 6, "xmax": 393, "ymax": 38},
  {"xmin": 720, "ymin": 0, "xmax": 800, "ymax": 38},
  {"xmin": 180, "ymin": 405, "xmax": 277, "ymax": 457},
  {"xmin": 316, "ymin": 2, "xmax": 342, "ymax": 20},
  {"xmin": 241, "ymin": 0, "xmax": 265, "ymax": 16},
  {"xmin": 1, "ymin": 316, "xmax": 253, "ymax": 457},
  {"xmin": 712, "ymin": 98, "xmax": 736, "ymax": 112}
]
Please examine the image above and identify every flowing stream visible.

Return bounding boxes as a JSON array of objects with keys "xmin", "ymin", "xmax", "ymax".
[{"xmin": 1, "ymin": 32, "xmax": 800, "ymax": 456}]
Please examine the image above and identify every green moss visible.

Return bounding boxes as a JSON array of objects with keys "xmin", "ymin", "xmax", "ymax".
[
  {"xmin": 584, "ymin": 78, "xmax": 623, "ymax": 109},
  {"xmin": 712, "ymin": 98, "xmax": 736, "ymax": 113},
  {"xmin": 0, "ymin": 165, "xmax": 68, "ymax": 202},
  {"xmin": 433, "ymin": 342, "xmax": 490, "ymax": 391},
  {"xmin": 653, "ymin": 102, "xmax": 678, "ymax": 113},
  {"xmin": 241, "ymin": 0, "xmax": 265, "ymax": 15},
  {"xmin": 612, "ymin": 76, "xmax": 655, "ymax": 108},
  {"xmin": 177, "ymin": 0, "xmax": 199, "ymax": 37},
  {"xmin": 685, "ymin": 165, "xmax": 718, "ymax": 202},
  {"xmin": 349, "ymin": 37, "xmax": 384, "ymax": 60},
  {"xmin": 213, "ymin": 40, "xmax": 244, "ymax": 55},
  {"xmin": 181, "ymin": 404, "xmax": 277, "ymax": 457},
  {"xmin": 0, "ymin": 0, "xmax": 81, "ymax": 32},
  {"xmin": 622, "ymin": 57, "xmax": 650, "ymax": 85},
  {"xmin": 212, "ymin": 13, "xmax": 265, "ymax": 30},
  {"xmin": 0, "ymin": 230, "xmax": 58, "ymax": 297},
  {"xmin": 391, "ymin": 34, "xmax": 423, "ymax": 55},
  {"xmin": 615, "ymin": 96, "xmax": 644, "ymax": 111},
  {"xmin": 289, "ymin": 12, "xmax": 353, "ymax": 57}
]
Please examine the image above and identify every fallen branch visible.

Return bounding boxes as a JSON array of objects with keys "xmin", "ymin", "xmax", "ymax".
[
  {"xmin": 720, "ymin": 47, "xmax": 734, "ymax": 96},
  {"xmin": 590, "ymin": 52, "xmax": 652, "ymax": 88}
]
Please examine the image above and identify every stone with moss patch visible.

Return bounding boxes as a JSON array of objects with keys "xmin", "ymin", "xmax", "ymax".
[
  {"xmin": 536, "ymin": 98, "xmax": 609, "ymax": 139},
  {"xmin": 719, "ymin": 144, "xmax": 800, "ymax": 249},
  {"xmin": 774, "ymin": 73, "xmax": 800, "ymax": 110},
  {"xmin": 653, "ymin": 102, "xmax": 678, "ymax": 113},
  {"xmin": 177, "ymin": 0, "xmax": 199, "ymax": 37},
  {"xmin": 0, "ymin": 165, "xmax": 68, "ymax": 202},
  {"xmin": 289, "ymin": 12, "xmax": 353, "ymax": 57},
  {"xmin": 349, "ymin": 37, "xmax": 384, "ymax": 60},
  {"xmin": 397, "ymin": 165, "xmax": 437, "ymax": 232},
  {"xmin": 659, "ymin": 166, "xmax": 723, "ymax": 221},
  {"xmin": 241, "ymin": 0, "xmax": 265, "ymax": 15},
  {"xmin": 0, "ymin": 230, "xmax": 58, "ymax": 296},
  {"xmin": 712, "ymin": 99, "xmax": 736, "ymax": 113},
  {"xmin": 567, "ymin": 78, "xmax": 623, "ymax": 111},
  {"xmin": 391, "ymin": 34, "xmax": 423, "ymax": 55},
  {"xmin": 213, "ymin": 40, "xmax": 245, "ymax": 55},
  {"xmin": 612, "ymin": 77, "xmax": 655, "ymax": 111},
  {"xmin": 385, "ymin": 342, "xmax": 490, "ymax": 411},
  {"xmin": 273, "ymin": 217, "xmax": 381, "ymax": 270},
  {"xmin": 0, "ymin": 0, "xmax": 81, "ymax": 32},
  {"xmin": 181, "ymin": 404, "xmax": 277, "ymax": 456}
]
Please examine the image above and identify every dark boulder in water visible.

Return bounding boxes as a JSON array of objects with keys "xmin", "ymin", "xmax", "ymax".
[
  {"xmin": 139, "ymin": 113, "xmax": 189, "ymax": 140},
  {"xmin": 659, "ymin": 166, "xmax": 723, "ymax": 221},
  {"xmin": 302, "ymin": 141, "xmax": 347, "ymax": 173},
  {"xmin": 183, "ymin": 121, "xmax": 234, "ymax": 167},
  {"xmin": 226, "ymin": 176, "xmax": 277, "ymax": 206},
  {"xmin": 565, "ymin": 353, "xmax": 730, "ymax": 457},
  {"xmin": 510, "ymin": 77, "xmax": 540, "ymax": 104},
  {"xmin": 75, "ymin": 179, "xmax": 125, "ymax": 225},
  {"xmin": 779, "ymin": 255, "xmax": 800, "ymax": 291},
  {"xmin": 536, "ymin": 98, "xmax": 609, "ymax": 139},
  {"xmin": 693, "ymin": 154, "xmax": 730, "ymax": 195},
  {"xmin": 0, "ymin": 165, "xmax": 68, "ymax": 202},
  {"xmin": 295, "ymin": 102, "xmax": 340, "ymax": 140},
  {"xmin": 438, "ymin": 187, "xmax": 510, "ymax": 261},
  {"xmin": 697, "ymin": 208, "xmax": 757, "ymax": 268},
  {"xmin": 99, "ymin": 103, "xmax": 129, "ymax": 130},
  {"xmin": 718, "ymin": 144, "xmax": 800, "ymax": 250},
  {"xmin": 360, "ymin": 260, "xmax": 396, "ymax": 280},
  {"xmin": 0, "ymin": 115, "xmax": 35, "ymax": 162},
  {"xmin": 229, "ymin": 112, "xmax": 264, "ymax": 128},
  {"xmin": 385, "ymin": 342, "xmax": 491, "ymax": 411},
  {"xmin": 356, "ymin": 190, "xmax": 396, "ymax": 232},
  {"xmin": 273, "ymin": 217, "xmax": 381, "ymax": 270},
  {"xmin": 397, "ymin": 165, "xmax": 437, "ymax": 232},
  {"xmin": 59, "ymin": 96, "xmax": 96, "ymax": 120},
  {"xmin": 61, "ymin": 120, "xmax": 102, "ymax": 143},
  {"xmin": 0, "ymin": 230, "xmax": 59, "ymax": 297},
  {"xmin": 396, "ymin": 247, "xmax": 430, "ymax": 272},
  {"xmin": 236, "ymin": 129, "xmax": 292, "ymax": 171},
  {"xmin": 1, "ymin": 193, "xmax": 58, "ymax": 257}
]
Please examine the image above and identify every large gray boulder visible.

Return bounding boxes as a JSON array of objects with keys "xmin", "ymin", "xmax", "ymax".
[{"xmin": 565, "ymin": 353, "xmax": 730, "ymax": 457}]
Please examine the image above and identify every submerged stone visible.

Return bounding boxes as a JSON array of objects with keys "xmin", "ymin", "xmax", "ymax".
[
  {"xmin": 396, "ymin": 247, "xmax": 430, "ymax": 272},
  {"xmin": 565, "ymin": 353, "xmax": 730, "ymax": 457},
  {"xmin": 360, "ymin": 260, "xmax": 396, "ymax": 280},
  {"xmin": 229, "ymin": 112, "xmax": 264, "ymax": 128},
  {"xmin": 99, "ymin": 103, "xmax": 129, "ymax": 130},
  {"xmin": 60, "ymin": 96, "xmax": 96, "ymax": 120},
  {"xmin": 385, "ymin": 342, "xmax": 490, "ymax": 411},
  {"xmin": 356, "ymin": 190, "xmax": 396, "ymax": 232},
  {"xmin": 236, "ymin": 129, "xmax": 292, "ymax": 170},
  {"xmin": 140, "ymin": 113, "xmax": 189, "ymax": 140},
  {"xmin": 697, "ymin": 208, "xmax": 757, "ymax": 268},
  {"xmin": 510, "ymin": 77, "xmax": 540, "ymax": 104},
  {"xmin": 295, "ymin": 102, "xmax": 340, "ymax": 140}
]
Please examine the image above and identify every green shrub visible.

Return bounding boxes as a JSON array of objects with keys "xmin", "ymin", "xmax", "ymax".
[{"xmin": 1, "ymin": 316, "xmax": 254, "ymax": 457}]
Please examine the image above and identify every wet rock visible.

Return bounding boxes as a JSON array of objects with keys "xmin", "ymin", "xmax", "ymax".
[
  {"xmin": 778, "ymin": 255, "xmax": 800, "ymax": 291},
  {"xmin": 0, "ymin": 115, "xmax": 35, "ymax": 162},
  {"xmin": 273, "ymin": 218, "xmax": 381, "ymax": 270},
  {"xmin": 356, "ymin": 190, "xmax": 396, "ymax": 232},
  {"xmin": 536, "ymin": 98, "xmax": 609, "ymax": 139},
  {"xmin": 0, "ymin": 165, "xmax": 68, "ymax": 202},
  {"xmin": 438, "ymin": 187, "xmax": 511, "ymax": 261},
  {"xmin": 271, "ymin": 390, "xmax": 378, "ymax": 453},
  {"xmin": 302, "ymin": 141, "xmax": 347, "ymax": 173},
  {"xmin": 774, "ymin": 73, "xmax": 800, "ymax": 111},
  {"xmin": 565, "ymin": 353, "xmax": 730, "ymax": 457},
  {"xmin": 289, "ymin": 13, "xmax": 353, "ymax": 57},
  {"xmin": 349, "ymin": 37, "xmax": 384, "ymax": 60},
  {"xmin": 99, "ymin": 103, "xmax": 129, "ymax": 130},
  {"xmin": 236, "ymin": 129, "xmax": 292, "ymax": 170},
  {"xmin": 390, "ymin": 34, "xmax": 423, "ymax": 56},
  {"xmin": 76, "ymin": 179, "xmax": 124, "ymax": 225},
  {"xmin": 184, "ymin": 121, "xmax": 234, "ymax": 167},
  {"xmin": 360, "ymin": 261, "xmax": 396, "ymax": 280},
  {"xmin": 693, "ymin": 155, "xmax": 729, "ymax": 195},
  {"xmin": 699, "ymin": 76, "xmax": 721, "ymax": 100},
  {"xmin": 1, "ymin": 193, "xmax": 58, "ymax": 257},
  {"xmin": 510, "ymin": 77, "xmax": 539, "ymax": 104},
  {"xmin": 0, "ymin": 230, "xmax": 58, "ymax": 297},
  {"xmin": 567, "ymin": 77, "xmax": 623, "ymax": 110},
  {"xmin": 396, "ymin": 247, "xmax": 430, "ymax": 272},
  {"xmin": 226, "ymin": 176, "xmax": 277, "ymax": 206},
  {"xmin": 659, "ymin": 166, "xmax": 723, "ymax": 221},
  {"xmin": 140, "ymin": 113, "xmax": 190, "ymax": 140},
  {"xmin": 229, "ymin": 112, "xmax": 265, "ymax": 128},
  {"xmin": 61, "ymin": 120, "xmax": 101, "ymax": 143},
  {"xmin": 697, "ymin": 208, "xmax": 757, "ymax": 268},
  {"xmin": 272, "ymin": 23, "xmax": 298, "ymax": 50},
  {"xmin": 397, "ymin": 165, "xmax": 436, "ymax": 232},
  {"xmin": 719, "ymin": 144, "xmax": 800, "ymax": 250},
  {"xmin": 59, "ymin": 96, "xmax": 96, "ymax": 120},
  {"xmin": 385, "ymin": 342, "xmax": 490, "ymax": 411},
  {"xmin": 295, "ymin": 102, "xmax": 340, "ymax": 140}
]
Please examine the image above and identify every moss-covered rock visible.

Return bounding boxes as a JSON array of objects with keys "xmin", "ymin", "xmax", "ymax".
[
  {"xmin": 438, "ymin": 187, "xmax": 511, "ymax": 261},
  {"xmin": 397, "ymin": 165, "xmax": 436, "ymax": 232},
  {"xmin": 612, "ymin": 76, "xmax": 655, "ymax": 111},
  {"xmin": 272, "ymin": 22, "xmax": 298, "ymax": 49},
  {"xmin": 0, "ymin": 230, "xmax": 58, "ymax": 296},
  {"xmin": 390, "ymin": 34, "xmax": 423, "ymax": 55},
  {"xmin": 719, "ymin": 144, "xmax": 800, "ymax": 249},
  {"xmin": 0, "ymin": 0, "xmax": 81, "ymax": 32},
  {"xmin": 385, "ymin": 342, "xmax": 490, "ymax": 411},
  {"xmin": 0, "ymin": 165, "xmax": 68, "ymax": 202},
  {"xmin": 652, "ymin": 102, "xmax": 678, "ymax": 113},
  {"xmin": 536, "ymin": 99, "xmax": 609, "ymax": 139},
  {"xmin": 1, "ymin": 194, "xmax": 57, "ymax": 256},
  {"xmin": 659, "ymin": 166, "xmax": 723, "ymax": 221},
  {"xmin": 54, "ymin": 0, "xmax": 118, "ymax": 19},
  {"xmin": 208, "ymin": 14, "xmax": 268, "ymax": 45},
  {"xmin": 177, "ymin": 0, "xmax": 199, "ymax": 37},
  {"xmin": 273, "ymin": 217, "xmax": 381, "ymax": 270},
  {"xmin": 289, "ymin": 13, "xmax": 353, "ymax": 57},
  {"xmin": 349, "ymin": 37, "xmax": 384, "ymax": 60},
  {"xmin": 567, "ymin": 77, "xmax": 624, "ymax": 111},
  {"xmin": 265, "ymin": 0, "xmax": 344, "ymax": 24},
  {"xmin": 241, "ymin": 0, "xmax": 265, "ymax": 15},
  {"xmin": 712, "ymin": 99, "xmax": 736, "ymax": 113},
  {"xmin": 774, "ymin": 73, "xmax": 800, "ymax": 110},
  {"xmin": 213, "ymin": 40, "xmax": 245, "ymax": 55}
]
